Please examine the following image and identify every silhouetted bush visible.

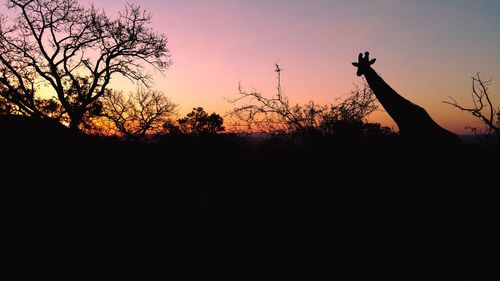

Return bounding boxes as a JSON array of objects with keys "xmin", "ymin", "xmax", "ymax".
[
  {"xmin": 228, "ymin": 65, "xmax": 394, "ymax": 142},
  {"xmin": 226, "ymin": 64, "xmax": 391, "ymax": 139},
  {"xmin": 174, "ymin": 107, "xmax": 225, "ymax": 135}
]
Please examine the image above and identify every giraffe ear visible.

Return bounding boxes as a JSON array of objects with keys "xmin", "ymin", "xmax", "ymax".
[
  {"xmin": 352, "ymin": 62, "xmax": 359, "ymax": 67},
  {"xmin": 369, "ymin": 58, "xmax": 376, "ymax": 65}
]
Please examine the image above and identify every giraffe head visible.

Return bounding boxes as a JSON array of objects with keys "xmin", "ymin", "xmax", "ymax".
[{"xmin": 352, "ymin": 52, "xmax": 376, "ymax": 77}]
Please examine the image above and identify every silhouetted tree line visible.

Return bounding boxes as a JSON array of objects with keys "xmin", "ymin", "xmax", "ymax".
[
  {"xmin": 0, "ymin": 0, "xmax": 497, "ymax": 147},
  {"xmin": 1, "ymin": 63, "xmax": 395, "ymax": 144},
  {"xmin": 0, "ymin": 0, "xmax": 229, "ymax": 141}
]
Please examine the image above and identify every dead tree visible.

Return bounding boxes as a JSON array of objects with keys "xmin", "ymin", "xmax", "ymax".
[{"xmin": 445, "ymin": 73, "xmax": 499, "ymax": 143}]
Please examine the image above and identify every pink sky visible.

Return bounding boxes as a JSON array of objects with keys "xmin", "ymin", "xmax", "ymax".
[{"xmin": 84, "ymin": 0, "xmax": 500, "ymax": 134}]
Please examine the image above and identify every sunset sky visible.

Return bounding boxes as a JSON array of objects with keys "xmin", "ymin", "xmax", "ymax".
[{"xmin": 85, "ymin": 0, "xmax": 499, "ymax": 134}]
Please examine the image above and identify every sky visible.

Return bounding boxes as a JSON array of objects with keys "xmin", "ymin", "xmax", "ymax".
[{"xmin": 84, "ymin": 0, "xmax": 499, "ymax": 134}]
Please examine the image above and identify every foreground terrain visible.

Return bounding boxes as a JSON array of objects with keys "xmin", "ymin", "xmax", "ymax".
[{"xmin": 2, "ymin": 124, "xmax": 499, "ymax": 281}]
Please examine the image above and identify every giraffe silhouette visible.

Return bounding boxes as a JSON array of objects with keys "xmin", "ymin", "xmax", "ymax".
[{"xmin": 353, "ymin": 52, "xmax": 461, "ymax": 145}]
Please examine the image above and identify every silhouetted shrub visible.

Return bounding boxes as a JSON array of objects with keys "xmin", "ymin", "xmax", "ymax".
[
  {"xmin": 176, "ymin": 107, "xmax": 225, "ymax": 135},
  {"xmin": 227, "ymin": 64, "xmax": 391, "ymax": 139}
]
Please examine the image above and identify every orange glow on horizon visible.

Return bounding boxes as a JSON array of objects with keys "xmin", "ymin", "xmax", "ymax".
[{"xmin": 79, "ymin": 1, "xmax": 500, "ymax": 135}]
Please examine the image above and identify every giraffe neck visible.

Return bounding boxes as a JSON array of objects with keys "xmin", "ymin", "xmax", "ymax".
[{"xmin": 363, "ymin": 67, "xmax": 414, "ymax": 127}]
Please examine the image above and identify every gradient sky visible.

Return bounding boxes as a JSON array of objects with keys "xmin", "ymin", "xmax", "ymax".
[{"xmin": 83, "ymin": 0, "xmax": 499, "ymax": 134}]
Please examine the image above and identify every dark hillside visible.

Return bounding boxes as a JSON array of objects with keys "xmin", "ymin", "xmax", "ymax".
[{"xmin": 2, "ymin": 120, "xmax": 498, "ymax": 281}]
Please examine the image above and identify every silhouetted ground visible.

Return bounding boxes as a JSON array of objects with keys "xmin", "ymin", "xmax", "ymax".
[{"xmin": 2, "ymin": 120, "xmax": 499, "ymax": 281}]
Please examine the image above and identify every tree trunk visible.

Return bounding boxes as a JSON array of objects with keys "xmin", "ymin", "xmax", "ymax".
[{"xmin": 69, "ymin": 112, "xmax": 83, "ymax": 131}]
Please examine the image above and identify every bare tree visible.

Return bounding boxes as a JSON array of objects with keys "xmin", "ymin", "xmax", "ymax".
[
  {"xmin": 227, "ymin": 64, "xmax": 323, "ymax": 133},
  {"xmin": 0, "ymin": 0, "xmax": 171, "ymax": 130},
  {"xmin": 101, "ymin": 88, "xmax": 177, "ymax": 139},
  {"xmin": 226, "ymin": 64, "xmax": 380, "ymax": 135},
  {"xmin": 444, "ymin": 73, "xmax": 499, "ymax": 143}
]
